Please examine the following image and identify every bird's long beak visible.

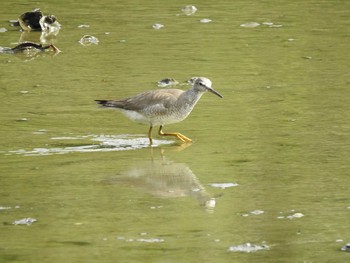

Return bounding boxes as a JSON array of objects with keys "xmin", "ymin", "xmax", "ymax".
[{"xmin": 207, "ymin": 86, "xmax": 223, "ymax": 98}]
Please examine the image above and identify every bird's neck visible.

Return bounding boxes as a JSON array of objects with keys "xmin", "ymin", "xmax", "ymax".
[{"xmin": 179, "ymin": 88, "xmax": 204, "ymax": 108}]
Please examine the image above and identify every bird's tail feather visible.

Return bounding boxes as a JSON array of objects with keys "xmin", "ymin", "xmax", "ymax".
[
  {"xmin": 95, "ymin": 100, "xmax": 124, "ymax": 109},
  {"xmin": 95, "ymin": 100, "xmax": 109, "ymax": 106}
]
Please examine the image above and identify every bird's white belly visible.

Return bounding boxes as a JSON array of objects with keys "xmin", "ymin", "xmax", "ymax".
[
  {"xmin": 120, "ymin": 108, "xmax": 190, "ymax": 126},
  {"xmin": 120, "ymin": 109, "xmax": 150, "ymax": 124}
]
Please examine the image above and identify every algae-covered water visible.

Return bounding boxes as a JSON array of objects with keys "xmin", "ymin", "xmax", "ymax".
[{"xmin": 1, "ymin": 1, "xmax": 350, "ymax": 262}]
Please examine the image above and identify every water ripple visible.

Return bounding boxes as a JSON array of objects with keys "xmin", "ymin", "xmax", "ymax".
[{"xmin": 5, "ymin": 134, "xmax": 173, "ymax": 156}]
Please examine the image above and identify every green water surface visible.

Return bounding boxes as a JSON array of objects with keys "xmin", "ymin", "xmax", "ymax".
[{"xmin": 1, "ymin": 0, "xmax": 350, "ymax": 262}]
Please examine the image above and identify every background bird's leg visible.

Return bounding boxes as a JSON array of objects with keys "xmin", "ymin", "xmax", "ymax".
[
  {"xmin": 148, "ymin": 126, "xmax": 153, "ymax": 145},
  {"xmin": 158, "ymin": 125, "xmax": 192, "ymax": 143}
]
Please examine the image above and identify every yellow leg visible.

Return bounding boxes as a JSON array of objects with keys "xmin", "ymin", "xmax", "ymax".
[
  {"xmin": 158, "ymin": 125, "xmax": 192, "ymax": 143},
  {"xmin": 148, "ymin": 126, "xmax": 153, "ymax": 145}
]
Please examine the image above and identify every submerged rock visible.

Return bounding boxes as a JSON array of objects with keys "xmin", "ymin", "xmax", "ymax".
[{"xmin": 157, "ymin": 78, "xmax": 179, "ymax": 87}]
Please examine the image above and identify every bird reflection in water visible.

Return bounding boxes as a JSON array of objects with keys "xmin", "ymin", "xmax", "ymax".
[
  {"xmin": 0, "ymin": 41, "xmax": 60, "ymax": 61},
  {"xmin": 105, "ymin": 145, "xmax": 216, "ymax": 212},
  {"xmin": 19, "ymin": 29, "xmax": 60, "ymax": 47}
]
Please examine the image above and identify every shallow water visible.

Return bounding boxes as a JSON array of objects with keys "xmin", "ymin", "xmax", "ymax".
[{"xmin": 1, "ymin": 0, "xmax": 350, "ymax": 262}]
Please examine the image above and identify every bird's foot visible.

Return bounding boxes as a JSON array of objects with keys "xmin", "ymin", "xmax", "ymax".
[
  {"xmin": 158, "ymin": 126, "xmax": 192, "ymax": 143},
  {"xmin": 175, "ymin": 133, "xmax": 192, "ymax": 143},
  {"xmin": 159, "ymin": 131, "xmax": 192, "ymax": 143}
]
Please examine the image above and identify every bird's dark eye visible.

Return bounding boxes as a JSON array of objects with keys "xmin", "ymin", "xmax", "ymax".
[{"xmin": 199, "ymin": 82, "xmax": 204, "ymax": 86}]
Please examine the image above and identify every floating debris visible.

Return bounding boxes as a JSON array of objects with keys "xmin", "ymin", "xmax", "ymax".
[
  {"xmin": 240, "ymin": 21, "xmax": 282, "ymax": 28},
  {"xmin": 136, "ymin": 238, "xmax": 164, "ymax": 243},
  {"xmin": 51, "ymin": 136, "xmax": 90, "ymax": 140},
  {"xmin": 116, "ymin": 236, "xmax": 164, "ymax": 243},
  {"xmin": 262, "ymin": 22, "xmax": 274, "ymax": 26},
  {"xmin": 0, "ymin": 206, "xmax": 12, "ymax": 210},
  {"xmin": 150, "ymin": 205, "xmax": 163, "ymax": 209},
  {"xmin": 200, "ymin": 18, "xmax": 212, "ymax": 23},
  {"xmin": 181, "ymin": 5, "xmax": 197, "ymax": 16},
  {"xmin": 278, "ymin": 211, "xmax": 304, "ymax": 219},
  {"xmin": 77, "ymin": 24, "xmax": 90, "ymax": 28},
  {"xmin": 152, "ymin": 23, "xmax": 164, "ymax": 30},
  {"xmin": 302, "ymin": 56, "xmax": 312, "ymax": 60},
  {"xmin": 250, "ymin": 210, "xmax": 265, "ymax": 215},
  {"xmin": 15, "ymin": 118, "xmax": 28, "ymax": 122},
  {"xmin": 209, "ymin": 183, "xmax": 238, "ymax": 189},
  {"xmin": 79, "ymin": 35, "xmax": 99, "ymax": 46},
  {"xmin": 240, "ymin": 22, "xmax": 260, "ymax": 28},
  {"xmin": 0, "ymin": 28, "xmax": 7, "ymax": 33},
  {"xmin": 157, "ymin": 78, "xmax": 179, "ymax": 88},
  {"xmin": 32, "ymin": 129, "xmax": 48, "ymax": 135},
  {"xmin": 13, "ymin": 217, "xmax": 37, "ymax": 225},
  {"xmin": 187, "ymin": 77, "xmax": 199, "ymax": 85},
  {"xmin": 269, "ymin": 24, "xmax": 283, "ymax": 28},
  {"xmin": 228, "ymin": 242, "xmax": 269, "ymax": 253},
  {"xmin": 286, "ymin": 212, "xmax": 304, "ymax": 219},
  {"xmin": 206, "ymin": 198, "xmax": 216, "ymax": 209},
  {"xmin": 241, "ymin": 210, "xmax": 264, "ymax": 217},
  {"xmin": 341, "ymin": 243, "xmax": 350, "ymax": 252}
]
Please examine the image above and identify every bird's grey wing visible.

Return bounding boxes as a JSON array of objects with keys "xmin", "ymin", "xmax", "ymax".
[
  {"xmin": 96, "ymin": 89, "xmax": 184, "ymax": 114},
  {"xmin": 123, "ymin": 89, "xmax": 183, "ymax": 114}
]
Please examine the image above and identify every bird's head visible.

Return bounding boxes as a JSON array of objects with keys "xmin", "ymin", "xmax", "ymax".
[{"xmin": 193, "ymin": 77, "xmax": 223, "ymax": 98}]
